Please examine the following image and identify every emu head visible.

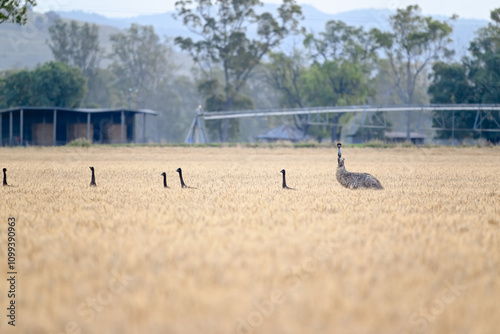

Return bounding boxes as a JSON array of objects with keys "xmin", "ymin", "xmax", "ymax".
[
  {"xmin": 280, "ymin": 169, "xmax": 285, "ymax": 174},
  {"xmin": 176, "ymin": 168, "xmax": 182, "ymax": 173},
  {"xmin": 337, "ymin": 142, "xmax": 342, "ymax": 158},
  {"xmin": 161, "ymin": 172, "xmax": 166, "ymax": 177},
  {"xmin": 89, "ymin": 166, "xmax": 94, "ymax": 171},
  {"xmin": 338, "ymin": 157, "xmax": 345, "ymax": 168},
  {"xmin": 2, "ymin": 168, "xmax": 6, "ymax": 173}
]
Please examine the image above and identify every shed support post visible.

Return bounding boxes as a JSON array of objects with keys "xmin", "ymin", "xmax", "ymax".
[
  {"xmin": 20, "ymin": 109, "xmax": 23, "ymax": 145},
  {"xmin": 42, "ymin": 112, "xmax": 46, "ymax": 146},
  {"xmin": 53, "ymin": 109, "xmax": 57, "ymax": 146},
  {"xmin": 143, "ymin": 113, "xmax": 146, "ymax": 143},
  {"xmin": 9, "ymin": 111, "xmax": 13, "ymax": 146},
  {"xmin": 452, "ymin": 111, "xmax": 455, "ymax": 144},
  {"xmin": 121, "ymin": 110, "xmax": 125, "ymax": 143},
  {"xmin": 87, "ymin": 113, "xmax": 91, "ymax": 142}
]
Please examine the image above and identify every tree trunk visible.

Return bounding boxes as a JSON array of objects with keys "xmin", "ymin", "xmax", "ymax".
[{"xmin": 221, "ymin": 119, "xmax": 229, "ymax": 142}]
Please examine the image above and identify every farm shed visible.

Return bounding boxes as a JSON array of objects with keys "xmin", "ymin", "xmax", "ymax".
[
  {"xmin": 257, "ymin": 124, "xmax": 309, "ymax": 142},
  {"xmin": 0, "ymin": 107, "xmax": 158, "ymax": 146},
  {"xmin": 384, "ymin": 131, "xmax": 427, "ymax": 145}
]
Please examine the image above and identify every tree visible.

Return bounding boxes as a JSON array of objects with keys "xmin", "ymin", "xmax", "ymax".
[
  {"xmin": 304, "ymin": 20, "xmax": 378, "ymax": 67},
  {"xmin": 303, "ymin": 60, "xmax": 370, "ymax": 141},
  {"xmin": 428, "ymin": 62, "xmax": 478, "ymax": 141},
  {"xmin": 0, "ymin": 0, "xmax": 36, "ymax": 24},
  {"xmin": 48, "ymin": 20, "xmax": 101, "ymax": 77},
  {"xmin": 149, "ymin": 75, "xmax": 201, "ymax": 142},
  {"xmin": 48, "ymin": 19, "xmax": 103, "ymax": 106},
  {"xmin": 1, "ymin": 69, "xmax": 32, "ymax": 106},
  {"xmin": 265, "ymin": 50, "xmax": 308, "ymax": 133},
  {"xmin": 32, "ymin": 62, "xmax": 87, "ymax": 107},
  {"xmin": 264, "ymin": 20, "xmax": 377, "ymax": 141},
  {"xmin": 428, "ymin": 8, "xmax": 500, "ymax": 143},
  {"xmin": 467, "ymin": 8, "xmax": 500, "ymax": 104},
  {"xmin": 302, "ymin": 20, "xmax": 378, "ymax": 141},
  {"xmin": 109, "ymin": 24, "xmax": 176, "ymax": 108},
  {"xmin": 174, "ymin": 0, "xmax": 302, "ymax": 142},
  {"xmin": 372, "ymin": 5, "xmax": 456, "ymax": 140},
  {"xmin": 1, "ymin": 61, "xmax": 86, "ymax": 108},
  {"xmin": 198, "ymin": 78, "xmax": 254, "ymax": 141}
]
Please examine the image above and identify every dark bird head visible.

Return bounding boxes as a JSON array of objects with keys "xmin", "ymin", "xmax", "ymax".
[
  {"xmin": 337, "ymin": 143, "xmax": 342, "ymax": 149},
  {"xmin": 280, "ymin": 169, "xmax": 285, "ymax": 174},
  {"xmin": 161, "ymin": 172, "xmax": 166, "ymax": 176},
  {"xmin": 2, "ymin": 168, "xmax": 6, "ymax": 173},
  {"xmin": 89, "ymin": 166, "xmax": 94, "ymax": 171},
  {"xmin": 176, "ymin": 168, "xmax": 182, "ymax": 173},
  {"xmin": 338, "ymin": 157, "xmax": 345, "ymax": 168}
]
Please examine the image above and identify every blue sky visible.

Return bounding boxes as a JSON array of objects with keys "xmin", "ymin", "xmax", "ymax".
[{"xmin": 36, "ymin": 0, "xmax": 496, "ymax": 20}]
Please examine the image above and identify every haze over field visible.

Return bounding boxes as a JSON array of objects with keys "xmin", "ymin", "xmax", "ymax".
[
  {"xmin": 0, "ymin": 3, "xmax": 490, "ymax": 70},
  {"xmin": 2, "ymin": 1, "xmax": 499, "ymax": 144},
  {"xmin": 35, "ymin": 0, "xmax": 494, "ymax": 20}
]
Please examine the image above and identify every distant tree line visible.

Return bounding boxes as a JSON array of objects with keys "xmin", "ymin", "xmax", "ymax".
[
  {"xmin": 429, "ymin": 8, "xmax": 500, "ymax": 142},
  {"xmin": 1, "ymin": 1, "xmax": 499, "ymax": 143}
]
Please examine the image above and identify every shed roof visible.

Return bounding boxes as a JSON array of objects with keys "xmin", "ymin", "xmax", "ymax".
[
  {"xmin": 257, "ymin": 124, "xmax": 307, "ymax": 141},
  {"xmin": 0, "ymin": 106, "xmax": 158, "ymax": 116},
  {"xmin": 384, "ymin": 131, "xmax": 427, "ymax": 139}
]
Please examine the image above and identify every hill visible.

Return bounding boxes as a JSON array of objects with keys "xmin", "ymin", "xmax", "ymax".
[
  {"xmin": 0, "ymin": 5, "xmax": 490, "ymax": 70},
  {"xmin": 54, "ymin": 5, "xmax": 489, "ymax": 58},
  {"xmin": 0, "ymin": 11, "xmax": 122, "ymax": 70}
]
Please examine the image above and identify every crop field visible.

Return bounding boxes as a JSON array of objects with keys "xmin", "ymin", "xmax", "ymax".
[{"xmin": 1, "ymin": 145, "xmax": 499, "ymax": 334}]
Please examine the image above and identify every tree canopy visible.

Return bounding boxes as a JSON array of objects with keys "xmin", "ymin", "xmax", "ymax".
[
  {"xmin": 0, "ymin": 0, "xmax": 36, "ymax": 24},
  {"xmin": 1, "ymin": 61, "xmax": 87, "ymax": 108},
  {"xmin": 174, "ymin": 0, "xmax": 302, "ymax": 141},
  {"xmin": 110, "ymin": 24, "xmax": 177, "ymax": 108},
  {"xmin": 428, "ymin": 7, "xmax": 500, "ymax": 143}
]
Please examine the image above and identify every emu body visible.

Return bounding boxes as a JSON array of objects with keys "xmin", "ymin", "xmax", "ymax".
[
  {"xmin": 336, "ymin": 157, "xmax": 383, "ymax": 190},
  {"xmin": 89, "ymin": 167, "xmax": 96, "ymax": 187},
  {"xmin": 161, "ymin": 172, "xmax": 169, "ymax": 188},
  {"xmin": 280, "ymin": 169, "xmax": 295, "ymax": 190}
]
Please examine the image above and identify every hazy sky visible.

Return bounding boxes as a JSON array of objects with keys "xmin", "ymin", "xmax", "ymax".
[{"xmin": 37, "ymin": 0, "xmax": 496, "ymax": 20}]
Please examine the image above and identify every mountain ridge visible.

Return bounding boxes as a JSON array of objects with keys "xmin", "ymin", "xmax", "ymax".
[{"xmin": 0, "ymin": 4, "xmax": 490, "ymax": 70}]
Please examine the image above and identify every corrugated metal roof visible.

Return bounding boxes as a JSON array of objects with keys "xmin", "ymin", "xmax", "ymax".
[
  {"xmin": 0, "ymin": 106, "xmax": 158, "ymax": 115},
  {"xmin": 385, "ymin": 131, "xmax": 427, "ymax": 139},
  {"xmin": 257, "ymin": 124, "xmax": 306, "ymax": 141}
]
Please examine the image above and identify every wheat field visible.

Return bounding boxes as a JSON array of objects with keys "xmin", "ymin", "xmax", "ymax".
[{"xmin": 0, "ymin": 146, "xmax": 499, "ymax": 334}]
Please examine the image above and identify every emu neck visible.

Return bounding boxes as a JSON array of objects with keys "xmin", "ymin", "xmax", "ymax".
[
  {"xmin": 282, "ymin": 173, "xmax": 287, "ymax": 188},
  {"xmin": 163, "ymin": 174, "xmax": 167, "ymax": 188},
  {"xmin": 178, "ymin": 172, "xmax": 185, "ymax": 187},
  {"xmin": 3, "ymin": 171, "xmax": 7, "ymax": 186},
  {"xmin": 337, "ymin": 164, "xmax": 348, "ymax": 177}
]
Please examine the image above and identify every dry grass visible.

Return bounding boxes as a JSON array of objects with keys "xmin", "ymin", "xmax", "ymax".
[{"xmin": 0, "ymin": 146, "xmax": 499, "ymax": 334}]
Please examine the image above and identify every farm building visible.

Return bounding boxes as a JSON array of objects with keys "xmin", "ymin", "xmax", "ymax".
[
  {"xmin": 257, "ymin": 124, "xmax": 309, "ymax": 142},
  {"xmin": 0, "ymin": 107, "xmax": 158, "ymax": 146},
  {"xmin": 384, "ymin": 131, "xmax": 427, "ymax": 145}
]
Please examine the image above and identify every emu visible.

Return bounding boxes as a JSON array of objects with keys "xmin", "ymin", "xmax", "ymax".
[
  {"xmin": 89, "ymin": 166, "xmax": 96, "ymax": 187},
  {"xmin": 3, "ymin": 168, "xmax": 8, "ymax": 186},
  {"xmin": 280, "ymin": 169, "xmax": 296, "ymax": 190},
  {"xmin": 161, "ymin": 172, "xmax": 169, "ymax": 188},
  {"xmin": 176, "ymin": 168, "xmax": 195, "ymax": 189},
  {"xmin": 336, "ymin": 157, "xmax": 383, "ymax": 190}
]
